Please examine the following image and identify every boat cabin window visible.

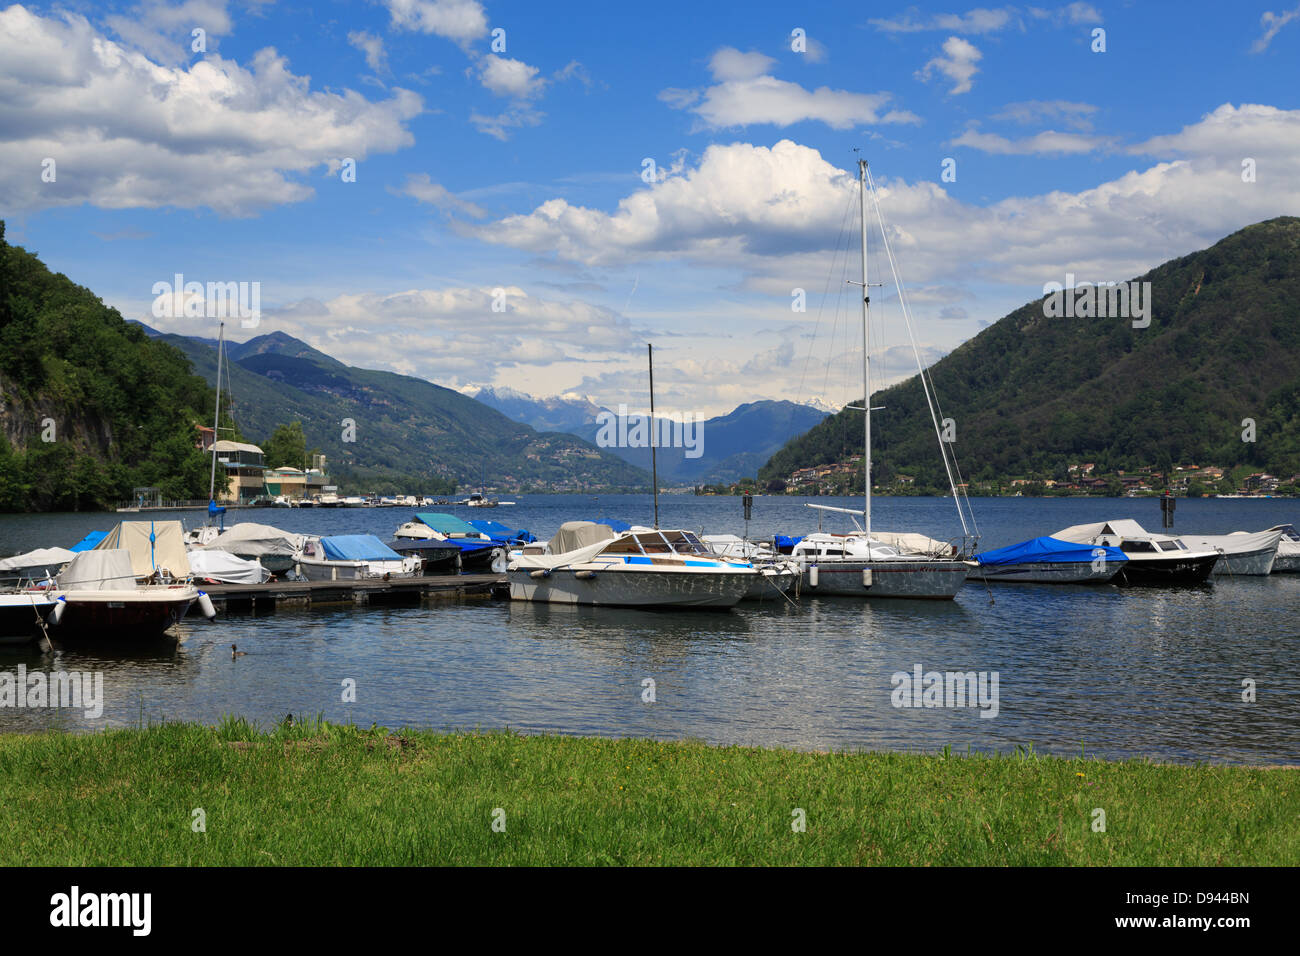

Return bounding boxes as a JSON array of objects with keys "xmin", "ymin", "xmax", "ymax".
[
  {"xmin": 1157, "ymin": 541, "xmax": 1183, "ymax": 552},
  {"xmin": 1120, "ymin": 541, "xmax": 1157, "ymax": 553},
  {"xmin": 601, "ymin": 536, "xmax": 644, "ymax": 555},
  {"xmin": 635, "ymin": 532, "xmax": 673, "ymax": 554}
]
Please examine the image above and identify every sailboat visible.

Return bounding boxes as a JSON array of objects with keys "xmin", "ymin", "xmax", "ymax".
[
  {"xmin": 185, "ymin": 321, "xmax": 231, "ymax": 549},
  {"xmin": 790, "ymin": 157, "xmax": 974, "ymax": 599}
]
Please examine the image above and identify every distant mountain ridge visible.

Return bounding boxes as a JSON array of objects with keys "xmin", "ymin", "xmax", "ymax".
[
  {"xmin": 472, "ymin": 386, "xmax": 827, "ymax": 483},
  {"xmin": 761, "ymin": 217, "xmax": 1300, "ymax": 488},
  {"xmin": 142, "ymin": 326, "xmax": 651, "ymax": 493}
]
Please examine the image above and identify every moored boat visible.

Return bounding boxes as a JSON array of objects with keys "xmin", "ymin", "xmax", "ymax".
[
  {"xmin": 394, "ymin": 513, "xmax": 506, "ymax": 573},
  {"xmin": 299, "ymin": 535, "xmax": 421, "ymax": 581},
  {"xmin": 973, "ymin": 536, "xmax": 1126, "ymax": 584},
  {"xmin": 47, "ymin": 548, "xmax": 200, "ymax": 638},
  {"xmin": 508, "ymin": 524, "xmax": 757, "ymax": 608},
  {"xmin": 0, "ymin": 590, "xmax": 56, "ymax": 644},
  {"xmin": 791, "ymin": 532, "xmax": 971, "ymax": 599},
  {"xmin": 1178, "ymin": 528, "xmax": 1285, "ymax": 576},
  {"xmin": 1053, "ymin": 520, "xmax": 1219, "ymax": 585},
  {"xmin": 1267, "ymin": 524, "xmax": 1300, "ymax": 572}
]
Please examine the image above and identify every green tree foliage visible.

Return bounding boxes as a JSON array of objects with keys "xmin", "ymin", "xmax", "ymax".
[
  {"xmin": 263, "ymin": 421, "xmax": 308, "ymax": 470},
  {"xmin": 0, "ymin": 221, "xmax": 224, "ymax": 511}
]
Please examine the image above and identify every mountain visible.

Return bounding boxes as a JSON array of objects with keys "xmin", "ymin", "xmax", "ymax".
[
  {"xmin": 473, "ymin": 387, "xmax": 828, "ymax": 484},
  {"xmin": 761, "ymin": 217, "xmax": 1300, "ymax": 489},
  {"xmin": 469, "ymin": 385, "xmax": 603, "ymax": 434},
  {"xmin": 152, "ymin": 329, "xmax": 650, "ymax": 493},
  {"xmin": 0, "ymin": 223, "xmax": 220, "ymax": 511}
]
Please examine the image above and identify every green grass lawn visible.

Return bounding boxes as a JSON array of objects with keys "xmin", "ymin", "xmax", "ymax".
[{"xmin": 1, "ymin": 719, "xmax": 1295, "ymax": 865}]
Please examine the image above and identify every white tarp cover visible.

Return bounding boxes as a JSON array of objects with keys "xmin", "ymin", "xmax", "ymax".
[
  {"xmin": 1055, "ymin": 519, "xmax": 1152, "ymax": 543},
  {"xmin": 188, "ymin": 550, "xmax": 271, "ymax": 584},
  {"xmin": 546, "ymin": 521, "xmax": 617, "ymax": 555},
  {"xmin": 1179, "ymin": 529, "xmax": 1284, "ymax": 556},
  {"xmin": 201, "ymin": 522, "xmax": 304, "ymax": 557},
  {"xmin": 510, "ymin": 536, "xmax": 616, "ymax": 571},
  {"xmin": 0, "ymin": 547, "xmax": 76, "ymax": 571},
  {"xmin": 870, "ymin": 531, "xmax": 957, "ymax": 556},
  {"xmin": 57, "ymin": 549, "xmax": 138, "ymax": 591},
  {"xmin": 95, "ymin": 521, "xmax": 190, "ymax": 578}
]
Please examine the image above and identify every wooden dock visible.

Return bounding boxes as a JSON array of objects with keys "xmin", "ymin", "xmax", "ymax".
[{"xmin": 191, "ymin": 573, "xmax": 508, "ymax": 615}]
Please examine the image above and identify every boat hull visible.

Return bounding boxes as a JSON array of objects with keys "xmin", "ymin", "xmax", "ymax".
[
  {"xmin": 508, "ymin": 567, "xmax": 752, "ymax": 608},
  {"xmin": 49, "ymin": 589, "xmax": 196, "ymax": 638},
  {"xmin": 800, "ymin": 560, "xmax": 970, "ymax": 599},
  {"xmin": 1114, "ymin": 554, "xmax": 1217, "ymax": 585},
  {"xmin": 1210, "ymin": 546, "xmax": 1277, "ymax": 576},
  {"xmin": 742, "ymin": 568, "xmax": 800, "ymax": 600},
  {"xmin": 298, "ymin": 558, "xmax": 418, "ymax": 582},
  {"xmin": 1272, "ymin": 551, "xmax": 1300, "ymax": 573},
  {"xmin": 0, "ymin": 595, "xmax": 55, "ymax": 643},
  {"xmin": 973, "ymin": 562, "xmax": 1123, "ymax": 584}
]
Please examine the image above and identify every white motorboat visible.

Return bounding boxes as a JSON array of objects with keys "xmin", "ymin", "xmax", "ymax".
[
  {"xmin": 1267, "ymin": 524, "xmax": 1300, "ymax": 572},
  {"xmin": 0, "ymin": 589, "xmax": 57, "ymax": 644},
  {"xmin": 508, "ymin": 524, "xmax": 758, "ymax": 608},
  {"xmin": 1178, "ymin": 528, "xmax": 1285, "ymax": 576},
  {"xmin": 198, "ymin": 522, "xmax": 304, "ymax": 574},
  {"xmin": 299, "ymin": 535, "xmax": 421, "ymax": 581},
  {"xmin": 701, "ymin": 534, "xmax": 800, "ymax": 600},
  {"xmin": 47, "ymin": 547, "xmax": 207, "ymax": 638},
  {"xmin": 1054, "ymin": 520, "xmax": 1220, "ymax": 584}
]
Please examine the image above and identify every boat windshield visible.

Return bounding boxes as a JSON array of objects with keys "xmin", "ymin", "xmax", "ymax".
[
  {"xmin": 1158, "ymin": 541, "xmax": 1183, "ymax": 551},
  {"xmin": 600, "ymin": 535, "xmax": 644, "ymax": 555},
  {"xmin": 662, "ymin": 531, "xmax": 712, "ymax": 555},
  {"xmin": 1120, "ymin": 541, "xmax": 1157, "ymax": 553},
  {"xmin": 635, "ymin": 532, "xmax": 674, "ymax": 554}
]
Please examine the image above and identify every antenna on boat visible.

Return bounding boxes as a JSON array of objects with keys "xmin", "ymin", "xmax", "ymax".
[
  {"xmin": 648, "ymin": 343, "xmax": 659, "ymax": 529},
  {"xmin": 207, "ymin": 321, "xmax": 224, "ymax": 529}
]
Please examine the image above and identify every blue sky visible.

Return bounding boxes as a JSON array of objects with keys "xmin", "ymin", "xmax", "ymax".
[{"xmin": 3, "ymin": 0, "xmax": 1299, "ymax": 418}]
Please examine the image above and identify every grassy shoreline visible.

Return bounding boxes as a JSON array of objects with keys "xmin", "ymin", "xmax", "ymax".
[{"xmin": 1, "ymin": 719, "xmax": 1295, "ymax": 866}]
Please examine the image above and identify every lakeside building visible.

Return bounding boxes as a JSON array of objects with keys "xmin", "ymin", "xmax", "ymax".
[{"xmin": 214, "ymin": 440, "xmax": 267, "ymax": 504}]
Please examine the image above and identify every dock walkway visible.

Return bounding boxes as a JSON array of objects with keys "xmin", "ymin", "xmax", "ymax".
[{"xmin": 192, "ymin": 573, "xmax": 508, "ymax": 614}]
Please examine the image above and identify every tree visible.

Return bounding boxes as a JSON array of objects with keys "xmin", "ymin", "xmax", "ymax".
[{"xmin": 263, "ymin": 421, "xmax": 308, "ymax": 470}]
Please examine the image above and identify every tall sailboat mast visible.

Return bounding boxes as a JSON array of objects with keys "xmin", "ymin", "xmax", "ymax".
[
  {"xmin": 207, "ymin": 320, "xmax": 225, "ymax": 521},
  {"xmin": 648, "ymin": 342, "xmax": 660, "ymax": 529},
  {"xmin": 857, "ymin": 158, "xmax": 871, "ymax": 540}
]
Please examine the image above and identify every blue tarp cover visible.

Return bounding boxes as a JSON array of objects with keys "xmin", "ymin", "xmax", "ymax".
[
  {"xmin": 468, "ymin": 519, "xmax": 536, "ymax": 544},
  {"xmin": 773, "ymin": 534, "xmax": 803, "ymax": 553},
  {"xmin": 583, "ymin": 518, "xmax": 632, "ymax": 533},
  {"xmin": 70, "ymin": 531, "xmax": 108, "ymax": 552},
  {"xmin": 320, "ymin": 534, "xmax": 404, "ymax": 561},
  {"xmin": 414, "ymin": 512, "xmax": 481, "ymax": 536},
  {"xmin": 976, "ymin": 536, "xmax": 1127, "ymax": 566}
]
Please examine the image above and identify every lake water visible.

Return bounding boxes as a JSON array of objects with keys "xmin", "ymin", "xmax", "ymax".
[{"xmin": 2, "ymin": 494, "xmax": 1298, "ymax": 765}]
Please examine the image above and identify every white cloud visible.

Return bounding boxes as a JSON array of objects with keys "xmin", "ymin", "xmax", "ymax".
[
  {"xmin": 993, "ymin": 99, "xmax": 1098, "ymax": 130},
  {"xmin": 105, "ymin": 0, "xmax": 233, "ymax": 64},
  {"xmin": 1251, "ymin": 5, "xmax": 1300, "ymax": 52},
  {"xmin": 951, "ymin": 128, "xmax": 1106, "ymax": 154},
  {"xmin": 348, "ymin": 30, "xmax": 388, "ymax": 74},
  {"xmin": 871, "ymin": 6, "xmax": 1016, "ymax": 34},
  {"xmin": 382, "ymin": 0, "xmax": 488, "ymax": 46},
  {"xmin": 0, "ymin": 6, "xmax": 422, "ymax": 215},
  {"xmin": 479, "ymin": 55, "xmax": 545, "ymax": 99},
  {"xmin": 394, "ymin": 173, "xmax": 486, "ymax": 217},
  {"xmin": 917, "ymin": 36, "xmax": 983, "ymax": 94},
  {"xmin": 662, "ymin": 46, "xmax": 919, "ymax": 130}
]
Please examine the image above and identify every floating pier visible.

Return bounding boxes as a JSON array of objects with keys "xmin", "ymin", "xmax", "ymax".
[{"xmin": 191, "ymin": 573, "xmax": 508, "ymax": 615}]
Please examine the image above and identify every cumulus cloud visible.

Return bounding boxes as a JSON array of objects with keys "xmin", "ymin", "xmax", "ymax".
[
  {"xmin": 466, "ymin": 103, "xmax": 1300, "ymax": 294},
  {"xmin": 348, "ymin": 30, "xmax": 389, "ymax": 74},
  {"xmin": 478, "ymin": 55, "xmax": 545, "ymax": 99},
  {"xmin": 917, "ymin": 36, "xmax": 983, "ymax": 94},
  {"xmin": 0, "ymin": 6, "xmax": 422, "ymax": 216},
  {"xmin": 661, "ymin": 45, "xmax": 919, "ymax": 130},
  {"xmin": 105, "ymin": 0, "xmax": 233, "ymax": 64},
  {"xmin": 382, "ymin": 0, "xmax": 488, "ymax": 46}
]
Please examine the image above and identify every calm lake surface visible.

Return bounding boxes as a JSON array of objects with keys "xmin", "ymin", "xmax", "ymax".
[{"xmin": 2, "ymin": 494, "xmax": 1298, "ymax": 765}]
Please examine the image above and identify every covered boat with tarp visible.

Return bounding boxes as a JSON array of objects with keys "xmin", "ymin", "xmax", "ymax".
[
  {"xmin": 1177, "ymin": 528, "xmax": 1285, "ymax": 576},
  {"xmin": 0, "ymin": 547, "xmax": 75, "ymax": 582},
  {"xmin": 299, "ymin": 534, "xmax": 421, "ymax": 581},
  {"xmin": 973, "ymin": 536, "xmax": 1127, "ymax": 584},
  {"xmin": 95, "ymin": 521, "xmax": 192, "ymax": 583},
  {"xmin": 392, "ymin": 512, "xmax": 505, "ymax": 573},
  {"xmin": 48, "ymin": 548, "xmax": 204, "ymax": 638},
  {"xmin": 1053, "ymin": 519, "xmax": 1219, "ymax": 585},
  {"xmin": 69, "ymin": 531, "xmax": 107, "ymax": 552},
  {"xmin": 199, "ymin": 522, "xmax": 305, "ymax": 574},
  {"xmin": 188, "ymin": 550, "xmax": 271, "ymax": 584},
  {"xmin": 467, "ymin": 519, "xmax": 536, "ymax": 546}
]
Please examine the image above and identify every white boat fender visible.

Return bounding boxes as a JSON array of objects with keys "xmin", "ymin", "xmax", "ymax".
[
  {"xmin": 198, "ymin": 591, "xmax": 217, "ymax": 620},
  {"xmin": 808, "ymin": 565, "xmax": 819, "ymax": 588},
  {"xmin": 862, "ymin": 568, "xmax": 873, "ymax": 587},
  {"xmin": 573, "ymin": 570, "xmax": 598, "ymax": 580},
  {"xmin": 529, "ymin": 569, "xmax": 551, "ymax": 579},
  {"xmin": 51, "ymin": 595, "xmax": 67, "ymax": 625}
]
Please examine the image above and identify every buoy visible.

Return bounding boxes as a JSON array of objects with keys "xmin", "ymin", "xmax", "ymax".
[
  {"xmin": 198, "ymin": 591, "xmax": 217, "ymax": 619},
  {"xmin": 808, "ymin": 565, "xmax": 819, "ymax": 588},
  {"xmin": 862, "ymin": 568, "xmax": 873, "ymax": 587}
]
